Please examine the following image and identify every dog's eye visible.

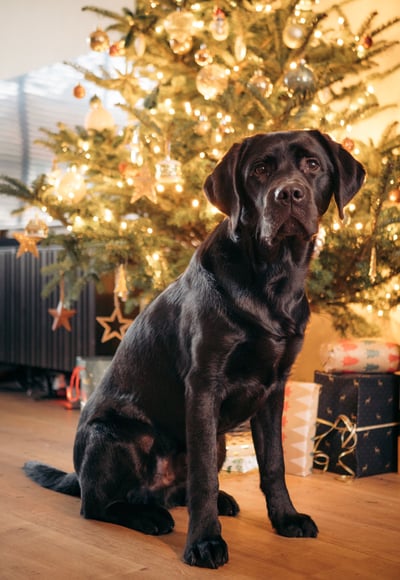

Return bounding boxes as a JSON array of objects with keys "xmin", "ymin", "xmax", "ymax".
[
  {"xmin": 252, "ymin": 159, "xmax": 275, "ymax": 177},
  {"xmin": 303, "ymin": 157, "xmax": 321, "ymax": 173}
]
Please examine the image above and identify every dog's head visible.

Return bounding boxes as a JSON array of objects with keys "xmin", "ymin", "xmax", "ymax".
[{"xmin": 204, "ymin": 130, "xmax": 365, "ymax": 245}]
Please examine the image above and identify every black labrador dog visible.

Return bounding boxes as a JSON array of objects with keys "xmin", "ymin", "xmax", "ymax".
[{"xmin": 24, "ymin": 130, "xmax": 365, "ymax": 569}]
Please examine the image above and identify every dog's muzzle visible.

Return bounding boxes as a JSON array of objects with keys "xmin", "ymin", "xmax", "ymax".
[{"xmin": 261, "ymin": 180, "xmax": 319, "ymax": 244}]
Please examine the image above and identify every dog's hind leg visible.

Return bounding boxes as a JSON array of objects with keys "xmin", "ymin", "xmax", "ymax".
[{"xmin": 75, "ymin": 423, "xmax": 175, "ymax": 536}]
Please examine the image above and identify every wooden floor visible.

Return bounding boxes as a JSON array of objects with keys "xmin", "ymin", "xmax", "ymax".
[{"xmin": 0, "ymin": 390, "xmax": 399, "ymax": 580}]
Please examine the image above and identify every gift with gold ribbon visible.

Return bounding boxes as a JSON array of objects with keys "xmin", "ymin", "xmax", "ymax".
[
  {"xmin": 313, "ymin": 372, "xmax": 399, "ymax": 477},
  {"xmin": 314, "ymin": 414, "xmax": 399, "ymax": 478}
]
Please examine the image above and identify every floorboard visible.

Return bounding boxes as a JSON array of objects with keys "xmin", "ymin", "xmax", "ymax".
[{"xmin": 0, "ymin": 391, "xmax": 399, "ymax": 579}]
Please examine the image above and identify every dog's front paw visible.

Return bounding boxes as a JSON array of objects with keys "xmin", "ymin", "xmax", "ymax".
[
  {"xmin": 274, "ymin": 513, "xmax": 318, "ymax": 538},
  {"xmin": 183, "ymin": 535, "xmax": 229, "ymax": 569}
]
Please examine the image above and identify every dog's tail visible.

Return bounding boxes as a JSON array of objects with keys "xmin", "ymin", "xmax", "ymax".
[{"xmin": 23, "ymin": 461, "xmax": 81, "ymax": 497}]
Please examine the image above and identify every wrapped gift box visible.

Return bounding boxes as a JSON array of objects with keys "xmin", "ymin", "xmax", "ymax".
[
  {"xmin": 223, "ymin": 381, "xmax": 320, "ymax": 476},
  {"xmin": 320, "ymin": 339, "xmax": 400, "ymax": 373},
  {"xmin": 222, "ymin": 430, "xmax": 258, "ymax": 473},
  {"xmin": 282, "ymin": 381, "xmax": 321, "ymax": 476},
  {"xmin": 313, "ymin": 371, "xmax": 399, "ymax": 477}
]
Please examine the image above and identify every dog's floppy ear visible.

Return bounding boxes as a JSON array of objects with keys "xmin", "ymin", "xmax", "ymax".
[
  {"xmin": 311, "ymin": 130, "xmax": 366, "ymax": 219},
  {"xmin": 203, "ymin": 142, "xmax": 243, "ymax": 235}
]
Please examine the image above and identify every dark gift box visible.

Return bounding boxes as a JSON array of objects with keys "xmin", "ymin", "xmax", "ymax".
[{"xmin": 313, "ymin": 371, "xmax": 399, "ymax": 477}]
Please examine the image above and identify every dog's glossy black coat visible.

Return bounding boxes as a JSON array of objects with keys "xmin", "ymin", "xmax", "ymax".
[{"xmin": 24, "ymin": 131, "xmax": 365, "ymax": 569}]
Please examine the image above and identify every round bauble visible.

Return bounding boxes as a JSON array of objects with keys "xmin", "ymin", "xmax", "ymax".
[
  {"xmin": 194, "ymin": 46, "xmax": 213, "ymax": 67},
  {"xmin": 164, "ymin": 10, "xmax": 195, "ymax": 43},
  {"xmin": 283, "ymin": 62, "xmax": 315, "ymax": 98},
  {"xmin": 196, "ymin": 64, "xmax": 228, "ymax": 100},
  {"xmin": 388, "ymin": 187, "xmax": 400, "ymax": 204},
  {"xmin": 194, "ymin": 115, "xmax": 211, "ymax": 136},
  {"xmin": 89, "ymin": 28, "xmax": 110, "ymax": 52},
  {"xmin": 109, "ymin": 40, "xmax": 126, "ymax": 57},
  {"xmin": 57, "ymin": 169, "xmax": 87, "ymax": 204},
  {"xmin": 342, "ymin": 137, "xmax": 355, "ymax": 152},
  {"xmin": 361, "ymin": 34, "xmax": 373, "ymax": 49},
  {"xmin": 283, "ymin": 18, "xmax": 307, "ymax": 49},
  {"xmin": 248, "ymin": 70, "xmax": 273, "ymax": 99},
  {"xmin": 73, "ymin": 84, "xmax": 86, "ymax": 99},
  {"xmin": 169, "ymin": 36, "xmax": 193, "ymax": 55}
]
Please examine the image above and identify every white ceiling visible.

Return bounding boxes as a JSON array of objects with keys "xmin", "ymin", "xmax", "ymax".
[{"xmin": 0, "ymin": 0, "xmax": 127, "ymax": 80}]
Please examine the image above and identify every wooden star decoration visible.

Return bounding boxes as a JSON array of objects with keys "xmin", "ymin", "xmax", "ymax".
[
  {"xmin": 13, "ymin": 232, "xmax": 43, "ymax": 258},
  {"xmin": 130, "ymin": 165, "xmax": 157, "ymax": 204},
  {"xmin": 48, "ymin": 301, "xmax": 77, "ymax": 331},
  {"xmin": 96, "ymin": 307, "xmax": 133, "ymax": 343}
]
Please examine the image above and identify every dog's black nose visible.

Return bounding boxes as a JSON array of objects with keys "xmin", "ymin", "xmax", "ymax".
[{"xmin": 275, "ymin": 185, "xmax": 305, "ymax": 204}]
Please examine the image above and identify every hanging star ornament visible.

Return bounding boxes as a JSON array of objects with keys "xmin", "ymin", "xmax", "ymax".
[
  {"xmin": 129, "ymin": 165, "xmax": 157, "ymax": 204},
  {"xmin": 13, "ymin": 232, "xmax": 43, "ymax": 258},
  {"xmin": 96, "ymin": 306, "xmax": 133, "ymax": 343},
  {"xmin": 48, "ymin": 301, "xmax": 77, "ymax": 331}
]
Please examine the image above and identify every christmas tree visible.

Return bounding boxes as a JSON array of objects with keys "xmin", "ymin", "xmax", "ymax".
[{"xmin": 1, "ymin": 0, "xmax": 399, "ymax": 338}]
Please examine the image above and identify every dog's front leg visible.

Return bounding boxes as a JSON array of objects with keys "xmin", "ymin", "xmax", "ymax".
[
  {"xmin": 251, "ymin": 381, "xmax": 318, "ymax": 538},
  {"xmin": 183, "ymin": 384, "xmax": 228, "ymax": 569}
]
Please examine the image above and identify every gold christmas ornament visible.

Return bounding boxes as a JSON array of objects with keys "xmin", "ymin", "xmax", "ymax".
[
  {"xmin": 155, "ymin": 157, "xmax": 183, "ymax": 185},
  {"xmin": 283, "ymin": 2, "xmax": 314, "ymax": 49},
  {"xmin": 114, "ymin": 265, "xmax": 128, "ymax": 302},
  {"xmin": 164, "ymin": 10, "xmax": 195, "ymax": 43},
  {"xmin": 129, "ymin": 165, "xmax": 157, "ymax": 204},
  {"xmin": 196, "ymin": 64, "xmax": 229, "ymax": 100},
  {"xmin": 13, "ymin": 232, "xmax": 42, "ymax": 258},
  {"xmin": 195, "ymin": 115, "xmax": 211, "ymax": 136},
  {"xmin": 134, "ymin": 33, "xmax": 146, "ymax": 57},
  {"xmin": 84, "ymin": 96, "xmax": 115, "ymax": 132},
  {"xmin": 234, "ymin": 36, "xmax": 247, "ymax": 62},
  {"xmin": 96, "ymin": 294, "xmax": 133, "ymax": 343},
  {"xmin": 248, "ymin": 70, "xmax": 273, "ymax": 99},
  {"xmin": 24, "ymin": 215, "xmax": 49, "ymax": 239},
  {"xmin": 169, "ymin": 36, "xmax": 193, "ymax": 55},
  {"xmin": 369, "ymin": 246, "xmax": 377, "ymax": 283},
  {"xmin": 388, "ymin": 187, "xmax": 400, "ymax": 204},
  {"xmin": 283, "ymin": 61, "xmax": 316, "ymax": 98},
  {"xmin": 89, "ymin": 27, "xmax": 110, "ymax": 52},
  {"xmin": 194, "ymin": 45, "xmax": 213, "ymax": 67},
  {"xmin": 57, "ymin": 167, "xmax": 87, "ymax": 204}
]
